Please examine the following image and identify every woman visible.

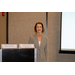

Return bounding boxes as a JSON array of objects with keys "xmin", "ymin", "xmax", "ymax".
[{"xmin": 28, "ymin": 22, "xmax": 48, "ymax": 62}]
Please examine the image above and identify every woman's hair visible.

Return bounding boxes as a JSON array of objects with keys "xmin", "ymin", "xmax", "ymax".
[{"xmin": 34, "ymin": 22, "xmax": 45, "ymax": 33}]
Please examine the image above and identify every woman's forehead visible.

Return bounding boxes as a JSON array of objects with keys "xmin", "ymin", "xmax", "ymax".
[{"xmin": 37, "ymin": 24, "xmax": 42, "ymax": 26}]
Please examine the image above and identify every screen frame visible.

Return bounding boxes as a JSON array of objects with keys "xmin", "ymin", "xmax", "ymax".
[{"xmin": 59, "ymin": 12, "xmax": 75, "ymax": 54}]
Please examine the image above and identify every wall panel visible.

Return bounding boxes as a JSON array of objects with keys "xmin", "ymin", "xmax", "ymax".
[
  {"xmin": 48, "ymin": 12, "xmax": 75, "ymax": 62},
  {"xmin": 0, "ymin": 12, "xmax": 7, "ymax": 48},
  {"xmin": 8, "ymin": 12, "xmax": 46, "ymax": 45}
]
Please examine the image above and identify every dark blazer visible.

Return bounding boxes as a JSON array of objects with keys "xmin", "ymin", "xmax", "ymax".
[{"xmin": 28, "ymin": 33, "xmax": 48, "ymax": 62}]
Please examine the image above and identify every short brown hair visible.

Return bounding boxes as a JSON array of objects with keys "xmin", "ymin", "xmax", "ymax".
[{"xmin": 34, "ymin": 22, "xmax": 45, "ymax": 33}]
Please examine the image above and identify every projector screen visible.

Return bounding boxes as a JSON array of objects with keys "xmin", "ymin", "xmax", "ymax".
[{"xmin": 61, "ymin": 12, "xmax": 75, "ymax": 51}]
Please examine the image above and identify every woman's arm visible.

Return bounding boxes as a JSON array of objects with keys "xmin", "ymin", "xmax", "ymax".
[
  {"xmin": 28, "ymin": 36, "xmax": 35, "ymax": 49},
  {"xmin": 28, "ymin": 36, "xmax": 34, "ymax": 44},
  {"xmin": 44, "ymin": 37, "xmax": 48, "ymax": 62}
]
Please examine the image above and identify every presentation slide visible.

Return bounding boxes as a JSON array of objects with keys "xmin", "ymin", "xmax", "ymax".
[{"xmin": 61, "ymin": 12, "xmax": 75, "ymax": 51}]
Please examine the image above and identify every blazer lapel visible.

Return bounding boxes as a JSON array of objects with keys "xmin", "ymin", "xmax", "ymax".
[
  {"xmin": 35, "ymin": 33, "xmax": 43, "ymax": 49},
  {"xmin": 35, "ymin": 34, "xmax": 39, "ymax": 48}
]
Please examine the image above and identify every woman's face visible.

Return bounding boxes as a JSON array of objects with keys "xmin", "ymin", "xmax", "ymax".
[{"xmin": 36, "ymin": 24, "xmax": 42, "ymax": 33}]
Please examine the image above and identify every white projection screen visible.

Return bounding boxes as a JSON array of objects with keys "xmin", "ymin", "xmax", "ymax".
[{"xmin": 61, "ymin": 12, "xmax": 75, "ymax": 51}]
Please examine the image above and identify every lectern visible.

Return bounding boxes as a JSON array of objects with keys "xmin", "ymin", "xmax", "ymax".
[{"xmin": 2, "ymin": 44, "xmax": 37, "ymax": 62}]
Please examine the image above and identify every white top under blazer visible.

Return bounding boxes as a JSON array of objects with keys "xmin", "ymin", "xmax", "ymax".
[{"xmin": 38, "ymin": 41, "xmax": 41, "ymax": 46}]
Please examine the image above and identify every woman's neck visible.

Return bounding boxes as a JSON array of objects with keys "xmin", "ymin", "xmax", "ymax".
[{"xmin": 37, "ymin": 32, "xmax": 42, "ymax": 37}]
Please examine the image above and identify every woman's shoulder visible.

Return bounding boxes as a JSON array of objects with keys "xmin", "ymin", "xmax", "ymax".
[
  {"xmin": 29, "ymin": 34, "xmax": 36, "ymax": 38},
  {"xmin": 42, "ymin": 34, "xmax": 48, "ymax": 39}
]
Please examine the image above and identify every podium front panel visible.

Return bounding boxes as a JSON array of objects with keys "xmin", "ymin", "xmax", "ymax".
[{"xmin": 2, "ymin": 49, "xmax": 35, "ymax": 62}]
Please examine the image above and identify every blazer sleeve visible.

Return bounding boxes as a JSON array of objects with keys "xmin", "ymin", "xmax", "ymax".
[
  {"xmin": 28, "ymin": 36, "xmax": 34, "ymax": 44},
  {"xmin": 44, "ymin": 37, "xmax": 48, "ymax": 62}
]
